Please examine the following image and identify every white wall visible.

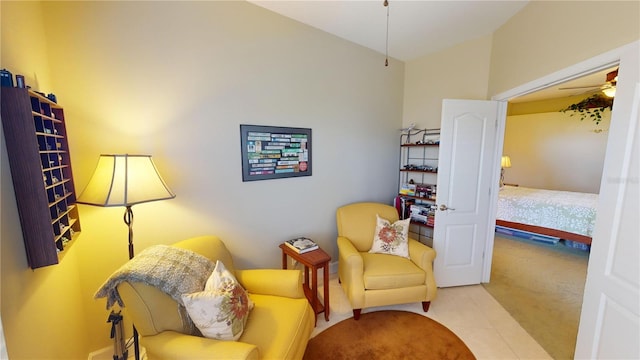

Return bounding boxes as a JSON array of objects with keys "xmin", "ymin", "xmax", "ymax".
[
  {"xmin": 489, "ymin": 1, "xmax": 640, "ymax": 97},
  {"xmin": 47, "ymin": 0, "xmax": 405, "ymax": 354},
  {"xmin": 403, "ymin": 35, "xmax": 493, "ymax": 129},
  {"xmin": 0, "ymin": 318, "xmax": 7, "ymax": 359},
  {"xmin": 2, "ymin": 0, "xmax": 638, "ymax": 358},
  {"xmin": 2, "ymin": 1, "xmax": 404, "ymax": 357},
  {"xmin": 503, "ymin": 110, "xmax": 611, "ymax": 193}
]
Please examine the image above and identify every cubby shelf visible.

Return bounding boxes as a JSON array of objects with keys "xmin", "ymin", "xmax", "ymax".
[{"xmin": 1, "ymin": 87, "xmax": 81, "ymax": 268}]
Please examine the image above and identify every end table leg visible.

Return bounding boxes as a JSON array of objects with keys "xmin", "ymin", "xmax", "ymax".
[
  {"xmin": 312, "ymin": 265, "xmax": 318, "ymax": 325},
  {"xmin": 282, "ymin": 251, "xmax": 287, "ymax": 269},
  {"xmin": 323, "ymin": 262, "xmax": 330, "ymax": 321}
]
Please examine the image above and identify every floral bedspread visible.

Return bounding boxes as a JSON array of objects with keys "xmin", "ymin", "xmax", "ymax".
[{"xmin": 496, "ymin": 186, "xmax": 598, "ymax": 237}]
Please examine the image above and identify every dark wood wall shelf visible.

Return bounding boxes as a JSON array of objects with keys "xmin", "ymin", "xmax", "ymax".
[{"xmin": 1, "ymin": 87, "xmax": 81, "ymax": 268}]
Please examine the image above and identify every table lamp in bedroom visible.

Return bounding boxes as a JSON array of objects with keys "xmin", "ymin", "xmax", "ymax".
[{"xmin": 500, "ymin": 156, "xmax": 511, "ymax": 188}]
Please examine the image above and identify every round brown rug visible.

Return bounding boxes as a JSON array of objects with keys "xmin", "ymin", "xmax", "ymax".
[{"xmin": 303, "ymin": 310, "xmax": 476, "ymax": 360}]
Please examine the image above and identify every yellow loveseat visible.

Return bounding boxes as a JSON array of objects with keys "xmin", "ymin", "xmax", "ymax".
[
  {"xmin": 117, "ymin": 235, "xmax": 315, "ymax": 360},
  {"xmin": 337, "ymin": 202, "xmax": 438, "ymax": 319}
]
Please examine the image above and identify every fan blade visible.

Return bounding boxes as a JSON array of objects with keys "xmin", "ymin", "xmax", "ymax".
[
  {"xmin": 578, "ymin": 88, "xmax": 603, "ymax": 95},
  {"xmin": 559, "ymin": 84, "xmax": 605, "ymax": 90}
]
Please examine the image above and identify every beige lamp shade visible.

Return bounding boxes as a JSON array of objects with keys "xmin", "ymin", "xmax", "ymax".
[
  {"xmin": 77, "ymin": 154, "xmax": 175, "ymax": 207},
  {"xmin": 501, "ymin": 156, "xmax": 512, "ymax": 169}
]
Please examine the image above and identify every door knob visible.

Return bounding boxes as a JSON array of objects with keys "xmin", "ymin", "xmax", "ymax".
[{"xmin": 439, "ymin": 204, "xmax": 455, "ymax": 211}]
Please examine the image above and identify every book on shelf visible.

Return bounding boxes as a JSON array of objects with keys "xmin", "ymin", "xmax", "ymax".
[
  {"xmin": 284, "ymin": 237, "xmax": 319, "ymax": 254},
  {"xmin": 399, "ymin": 183, "xmax": 416, "ymax": 196}
]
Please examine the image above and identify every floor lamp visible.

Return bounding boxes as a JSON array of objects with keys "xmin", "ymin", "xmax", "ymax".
[{"xmin": 77, "ymin": 154, "xmax": 175, "ymax": 360}]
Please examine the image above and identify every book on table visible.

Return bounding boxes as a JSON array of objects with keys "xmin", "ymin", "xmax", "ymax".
[{"xmin": 284, "ymin": 237, "xmax": 319, "ymax": 254}]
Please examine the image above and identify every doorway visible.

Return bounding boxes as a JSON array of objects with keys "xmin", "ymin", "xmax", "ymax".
[
  {"xmin": 485, "ymin": 41, "xmax": 639, "ymax": 359},
  {"xmin": 484, "ymin": 67, "xmax": 615, "ymax": 359},
  {"xmin": 484, "ymin": 49, "xmax": 625, "ymax": 281}
]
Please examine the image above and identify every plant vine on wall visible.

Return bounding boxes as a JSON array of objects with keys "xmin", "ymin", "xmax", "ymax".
[{"xmin": 561, "ymin": 93, "xmax": 614, "ymax": 124}]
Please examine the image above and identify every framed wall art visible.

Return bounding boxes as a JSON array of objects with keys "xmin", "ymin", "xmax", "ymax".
[{"xmin": 240, "ymin": 124, "xmax": 312, "ymax": 182}]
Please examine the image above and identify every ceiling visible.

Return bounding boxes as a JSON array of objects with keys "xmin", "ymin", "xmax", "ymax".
[
  {"xmin": 510, "ymin": 67, "xmax": 618, "ymax": 103},
  {"xmin": 249, "ymin": 0, "xmax": 529, "ymax": 61},
  {"xmin": 248, "ymin": 0, "xmax": 616, "ymax": 102}
]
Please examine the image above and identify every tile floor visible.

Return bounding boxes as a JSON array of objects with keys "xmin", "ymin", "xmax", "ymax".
[{"xmin": 314, "ymin": 273, "xmax": 552, "ymax": 360}]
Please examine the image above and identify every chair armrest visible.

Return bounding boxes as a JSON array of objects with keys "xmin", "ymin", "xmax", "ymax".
[
  {"xmin": 408, "ymin": 239, "xmax": 436, "ymax": 268},
  {"xmin": 408, "ymin": 239, "xmax": 437, "ymax": 300},
  {"xmin": 337, "ymin": 236, "xmax": 363, "ymax": 274},
  {"xmin": 337, "ymin": 236, "xmax": 366, "ymax": 306},
  {"xmin": 143, "ymin": 331, "xmax": 259, "ymax": 360},
  {"xmin": 235, "ymin": 269, "xmax": 304, "ymax": 299}
]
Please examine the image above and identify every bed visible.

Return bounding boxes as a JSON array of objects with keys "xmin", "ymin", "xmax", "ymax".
[{"xmin": 495, "ymin": 185, "xmax": 598, "ymax": 246}]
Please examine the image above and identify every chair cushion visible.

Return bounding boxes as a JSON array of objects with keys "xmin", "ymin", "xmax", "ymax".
[
  {"xmin": 369, "ymin": 215, "xmax": 410, "ymax": 258},
  {"xmin": 182, "ymin": 261, "xmax": 254, "ymax": 341},
  {"xmin": 361, "ymin": 252, "xmax": 426, "ymax": 290},
  {"xmin": 239, "ymin": 294, "xmax": 314, "ymax": 360}
]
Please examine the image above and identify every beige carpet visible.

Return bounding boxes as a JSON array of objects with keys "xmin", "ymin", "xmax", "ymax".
[
  {"xmin": 483, "ymin": 234, "xmax": 589, "ymax": 360},
  {"xmin": 303, "ymin": 310, "xmax": 476, "ymax": 360}
]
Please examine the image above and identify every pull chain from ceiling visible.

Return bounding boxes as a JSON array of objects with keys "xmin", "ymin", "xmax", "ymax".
[{"xmin": 384, "ymin": 0, "xmax": 389, "ymax": 66}]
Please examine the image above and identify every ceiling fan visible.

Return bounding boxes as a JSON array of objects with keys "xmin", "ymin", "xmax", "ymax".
[{"xmin": 559, "ymin": 68, "xmax": 618, "ymax": 97}]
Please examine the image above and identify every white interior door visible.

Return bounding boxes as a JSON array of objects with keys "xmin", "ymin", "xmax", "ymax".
[
  {"xmin": 575, "ymin": 42, "xmax": 639, "ymax": 359},
  {"xmin": 0, "ymin": 316, "xmax": 7, "ymax": 360},
  {"xmin": 434, "ymin": 99, "xmax": 503, "ymax": 287}
]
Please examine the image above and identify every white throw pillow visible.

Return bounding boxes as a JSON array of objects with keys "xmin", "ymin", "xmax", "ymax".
[
  {"xmin": 182, "ymin": 260, "xmax": 254, "ymax": 341},
  {"xmin": 369, "ymin": 214, "xmax": 410, "ymax": 258}
]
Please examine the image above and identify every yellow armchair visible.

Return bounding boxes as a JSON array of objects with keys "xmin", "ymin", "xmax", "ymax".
[
  {"xmin": 116, "ymin": 235, "xmax": 314, "ymax": 360},
  {"xmin": 336, "ymin": 202, "xmax": 437, "ymax": 319}
]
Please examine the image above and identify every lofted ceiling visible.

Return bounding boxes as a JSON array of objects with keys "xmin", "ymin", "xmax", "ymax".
[
  {"xmin": 248, "ymin": 0, "xmax": 616, "ymax": 102},
  {"xmin": 249, "ymin": 0, "xmax": 529, "ymax": 61}
]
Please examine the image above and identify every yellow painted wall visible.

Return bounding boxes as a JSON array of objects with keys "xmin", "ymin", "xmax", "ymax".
[
  {"xmin": 0, "ymin": 1, "xmax": 52, "ymax": 90},
  {"xmin": 505, "ymin": 93, "xmax": 612, "ymax": 193},
  {"xmin": 508, "ymin": 93, "xmax": 598, "ymax": 116},
  {"xmin": 403, "ymin": 0, "xmax": 639, "ymax": 128},
  {"xmin": 490, "ymin": 0, "xmax": 638, "ymax": 195},
  {"xmin": 1, "ymin": 2, "xmax": 90, "ymax": 359},
  {"xmin": 503, "ymin": 110, "xmax": 611, "ymax": 193}
]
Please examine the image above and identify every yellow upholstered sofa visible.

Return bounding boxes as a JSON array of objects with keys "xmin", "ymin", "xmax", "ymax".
[
  {"xmin": 337, "ymin": 202, "xmax": 437, "ymax": 319},
  {"xmin": 117, "ymin": 235, "xmax": 315, "ymax": 360}
]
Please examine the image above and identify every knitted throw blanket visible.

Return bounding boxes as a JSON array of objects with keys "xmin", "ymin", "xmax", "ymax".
[{"xmin": 95, "ymin": 245, "xmax": 215, "ymax": 335}]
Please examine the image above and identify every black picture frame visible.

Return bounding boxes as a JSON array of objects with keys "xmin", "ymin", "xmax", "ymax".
[{"xmin": 240, "ymin": 124, "xmax": 312, "ymax": 182}]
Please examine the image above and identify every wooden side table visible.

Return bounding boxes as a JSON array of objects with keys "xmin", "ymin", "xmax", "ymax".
[{"xmin": 279, "ymin": 243, "xmax": 331, "ymax": 324}]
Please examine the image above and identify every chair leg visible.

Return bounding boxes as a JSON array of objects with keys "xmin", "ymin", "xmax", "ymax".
[
  {"xmin": 422, "ymin": 301, "xmax": 431, "ymax": 312},
  {"xmin": 353, "ymin": 309, "xmax": 362, "ymax": 320}
]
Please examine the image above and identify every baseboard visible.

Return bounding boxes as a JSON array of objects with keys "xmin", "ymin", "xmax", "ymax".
[{"xmin": 329, "ymin": 260, "xmax": 338, "ymax": 274}]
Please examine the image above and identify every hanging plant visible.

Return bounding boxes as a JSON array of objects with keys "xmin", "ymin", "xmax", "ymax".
[{"xmin": 561, "ymin": 93, "xmax": 614, "ymax": 124}]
